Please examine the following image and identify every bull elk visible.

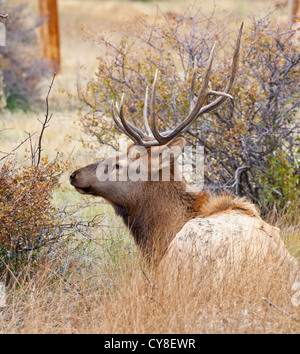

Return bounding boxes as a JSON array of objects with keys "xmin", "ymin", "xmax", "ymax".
[{"xmin": 70, "ymin": 24, "xmax": 299, "ymax": 280}]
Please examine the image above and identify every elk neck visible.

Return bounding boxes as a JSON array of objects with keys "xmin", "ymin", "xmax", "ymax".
[{"xmin": 110, "ymin": 180, "xmax": 208, "ymax": 262}]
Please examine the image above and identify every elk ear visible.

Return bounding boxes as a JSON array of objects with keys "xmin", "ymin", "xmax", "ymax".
[
  {"xmin": 166, "ymin": 137, "xmax": 186, "ymax": 152},
  {"xmin": 163, "ymin": 137, "xmax": 186, "ymax": 162},
  {"xmin": 156, "ymin": 137, "xmax": 185, "ymax": 172},
  {"xmin": 150, "ymin": 137, "xmax": 186, "ymax": 175}
]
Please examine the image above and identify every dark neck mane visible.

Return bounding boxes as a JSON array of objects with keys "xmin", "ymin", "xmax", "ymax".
[
  {"xmin": 112, "ymin": 181, "xmax": 198, "ymax": 263},
  {"xmin": 111, "ymin": 183, "xmax": 259, "ymax": 264}
]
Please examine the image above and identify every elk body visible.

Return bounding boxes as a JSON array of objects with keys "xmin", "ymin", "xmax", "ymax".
[{"xmin": 70, "ymin": 25, "xmax": 299, "ymax": 280}]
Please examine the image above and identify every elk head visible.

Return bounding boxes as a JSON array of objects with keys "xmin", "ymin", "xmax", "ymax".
[
  {"xmin": 70, "ymin": 137, "xmax": 186, "ymax": 209},
  {"xmin": 70, "ymin": 24, "xmax": 243, "ymax": 260}
]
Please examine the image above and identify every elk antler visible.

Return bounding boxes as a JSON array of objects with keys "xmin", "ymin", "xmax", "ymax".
[{"xmin": 111, "ymin": 23, "xmax": 243, "ymax": 147}]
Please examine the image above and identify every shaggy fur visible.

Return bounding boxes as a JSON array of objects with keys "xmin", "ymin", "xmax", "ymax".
[{"xmin": 192, "ymin": 190, "xmax": 261, "ymax": 219}]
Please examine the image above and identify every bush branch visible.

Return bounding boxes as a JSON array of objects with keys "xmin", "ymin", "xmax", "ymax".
[{"xmin": 35, "ymin": 73, "xmax": 56, "ymax": 169}]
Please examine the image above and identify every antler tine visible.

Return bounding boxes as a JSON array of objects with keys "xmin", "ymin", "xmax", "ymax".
[
  {"xmin": 117, "ymin": 94, "xmax": 147, "ymax": 145},
  {"xmin": 143, "ymin": 86, "xmax": 154, "ymax": 138},
  {"xmin": 116, "ymin": 95, "xmax": 151, "ymax": 140},
  {"xmin": 111, "ymin": 95, "xmax": 143, "ymax": 145},
  {"xmin": 189, "ymin": 60, "xmax": 198, "ymax": 114},
  {"xmin": 151, "ymin": 42, "xmax": 217, "ymax": 144},
  {"xmin": 197, "ymin": 22, "xmax": 243, "ymax": 117},
  {"xmin": 111, "ymin": 90, "xmax": 157, "ymax": 146},
  {"xmin": 111, "ymin": 100, "xmax": 131, "ymax": 137},
  {"xmin": 149, "ymin": 69, "xmax": 167, "ymax": 144}
]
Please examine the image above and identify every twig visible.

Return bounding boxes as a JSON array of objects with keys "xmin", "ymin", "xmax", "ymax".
[
  {"xmin": 147, "ymin": 4, "xmax": 159, "ymax": 44},
  {"xmin": 0, "ymin": 133, "xmax": 36, "ymax": 162},
  {"xmin": 141, "ymin": 267, "xmax": 156, "ymax": 289},
  {"xmin": 24, "ymin": 131, "xmax": 35, "ymax": 166},
  {"xmin": 43, "ymin": 265, "xmax": 83, "ymax": 296},
  {"xmin": 262, "ymin": 297, "xmax": 299, "ymax": 322},
  {"xmin": 0, "ymin": 128, "xmax": 12, "ymax": 133},
  {"xmin": 35, "ymin": 73, "xmax": 56, "ymax": 169}
]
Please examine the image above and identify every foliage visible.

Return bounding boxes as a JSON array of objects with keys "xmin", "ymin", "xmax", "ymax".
[
  {"xmin": 257, "ymin": 150, "xmax": 299, "ymax": 218},
  {"xmin": 0, "ymin": 76, "xmax": 103, "ymax": 281},
  {"xmin": 0, "ymin": 155, "xmax": 64, "ymax": 277},
  {"xmin": 78, "ymin": 7, "xmax": 300, "ymax": 212},
  {"xmin": 0, "ymin": 1, "xmax": 50, "ymax": 111}
]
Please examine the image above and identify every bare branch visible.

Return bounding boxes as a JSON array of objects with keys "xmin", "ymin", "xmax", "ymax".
[
  {"xmin": 35, "ymin": 73, "xmax": 56, "ymax": 169},
  {"xmin": 262, "ymin": 297, "xmax": 299, "ymax": 322},
  {"xmin": 0, "ymin": 133, "xmax": 36, "ymax": 162}
]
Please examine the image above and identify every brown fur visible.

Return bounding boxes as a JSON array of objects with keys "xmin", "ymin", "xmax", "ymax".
[
  {"xmin": 192, "ymin": 191, "xmax": 261, "ymax": 219},
  {"xmin": 70, "ymin": 138, "xmax": 296, "ymax": 269}
]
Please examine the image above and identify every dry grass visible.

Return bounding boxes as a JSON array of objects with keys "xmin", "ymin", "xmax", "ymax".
[
  {"xmin": 0, "ymin": 202, "xmax": 299, "ymax": 334},
  {"xmin": 1, "ymin": 215, "xmax": 299, "ymax": 334},
  {"xmin": 0, "ymin": 0, "xmax": 299, "ymax": 334}
]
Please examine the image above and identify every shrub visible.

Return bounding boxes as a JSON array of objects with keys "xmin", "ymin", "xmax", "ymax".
[
  {"xmin": 78, "ymin": 7, "xmax": 300, "ymax": 212},
  {"xmin": 0, "ymin": 155, "xmax": 64, "ymax": 277},
  {"xmin": 0, "ymin": 1, "xmax": 50, "ymax": 111},
  {"xmin": 0, "ymin": 76, "xmax": 102, "ymax": 281}
]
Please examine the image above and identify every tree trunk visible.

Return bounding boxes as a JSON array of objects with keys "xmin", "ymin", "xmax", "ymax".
[
  {"xmin": 39, "ymin": 0, "xmax": 60, "ymax": 72},
  {"xmin": 289, "ymin": 0, "xmax": 299, "ymax": 24}
]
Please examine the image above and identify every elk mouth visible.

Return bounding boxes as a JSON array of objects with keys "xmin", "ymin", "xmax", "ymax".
[{"xmin": 74, "ymin": 186, "xmax": 98, "ymax": 196}]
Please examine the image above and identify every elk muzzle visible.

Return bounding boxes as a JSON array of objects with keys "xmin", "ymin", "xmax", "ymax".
[{"xmin": 70, "ymin": 171, "xmax": 76, "ymax": 183}]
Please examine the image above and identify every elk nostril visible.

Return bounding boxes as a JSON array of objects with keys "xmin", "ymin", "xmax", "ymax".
[{"xmin": 70, "ymin": 172, "xmax": 77, "ymax": 183}]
